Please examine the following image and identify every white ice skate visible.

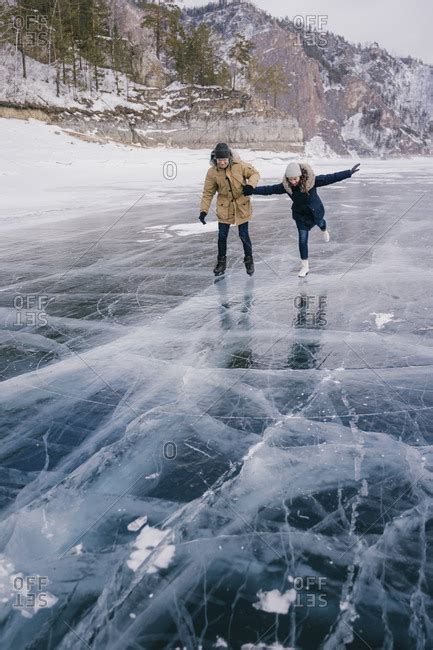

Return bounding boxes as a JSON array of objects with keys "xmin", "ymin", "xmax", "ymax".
[
  {"xmin": 322, "ymin": 229, "xmax": 330, "ymax": 242},
  {"xmin": 298, "ymin": 260, "xmax": 309, "ymax": 277}
]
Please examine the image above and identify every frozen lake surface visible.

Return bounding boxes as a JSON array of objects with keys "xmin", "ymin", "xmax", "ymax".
[{"xmin": 0, "ymin": 120, "xmax": 433, "ymax": 649}]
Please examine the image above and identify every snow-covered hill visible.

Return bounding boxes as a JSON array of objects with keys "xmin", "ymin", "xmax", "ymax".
[
  {"xmin": 0, "ymin": 44, "xmax": 151, "ymax": 112},
  {"xmin": 184, "ymin": 2, "xmax": 433, "ymax": 155},
  {"xmin": 0, "ymin": 40, "xmax": 304, "ymax": 151},
  {"xmin": 0, "ymin": 0, "xmax": 432, "ymax": 155}
]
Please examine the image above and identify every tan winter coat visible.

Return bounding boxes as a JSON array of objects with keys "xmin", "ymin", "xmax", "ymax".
[{"xmin": 200, "ymin": 153, "xmax": 260, "ymax": 225}]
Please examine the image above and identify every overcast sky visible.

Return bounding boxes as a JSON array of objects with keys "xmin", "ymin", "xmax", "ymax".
[{"xmin": 181, "ymin": 0, "xmax": 433, "ymax": 65}]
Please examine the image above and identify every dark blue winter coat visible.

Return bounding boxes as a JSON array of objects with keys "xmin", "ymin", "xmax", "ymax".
[{"xmin": 252, "ymin": 169, "xmax": 353, "ymax": 230}]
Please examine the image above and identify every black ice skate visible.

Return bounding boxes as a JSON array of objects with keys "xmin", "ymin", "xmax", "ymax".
[
  {"xmin": 244, "ymin": 256, "xmax": 254, "ymax": 276},
  {"xmin": 213, "ymin": 256, "xmax": 227, "ymax": 276}
]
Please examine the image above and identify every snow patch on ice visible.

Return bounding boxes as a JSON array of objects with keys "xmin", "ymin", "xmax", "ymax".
[
  {"xmin": 71, "ymin": 544, "xmax": 84, "ymax": 555},
  {"xmin": 127, "ymin": 516, "xmax": 148, "ymax": 532},
  {"xmin": 253, "ymin": 588, "xmax": 297, "ymax": 614},
  {"xmin": 169, "ymin": 222, "xmax": 219, "ymax": 236},
  {"xmin": 371, "ymin": 312, "xmax": 394, "ymax": 329},
  {"xmin": 127, "ymin": 525, "xmax": 175, "ymax": 573},
  {"xmin": 139, "ymin": 222, "xmax": 218, "ymax": 239}
]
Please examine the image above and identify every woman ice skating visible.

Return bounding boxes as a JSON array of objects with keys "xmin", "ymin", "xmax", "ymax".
[
  {"xmin": 244, "ymin": 161, "xmax": 360, "ymax": 277},
  {"xmin": 198, "ymin": 142, "xmax": 260, "ymax": 276}
]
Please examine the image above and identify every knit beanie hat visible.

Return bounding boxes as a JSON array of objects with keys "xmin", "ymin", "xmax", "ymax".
[
  {"xmin": 214, "ymin": 142, "xmax": 231, "ymax": 159},
  {"xmin": 285, "ymin": 162, "xmax": 302, "ymax": 178}
]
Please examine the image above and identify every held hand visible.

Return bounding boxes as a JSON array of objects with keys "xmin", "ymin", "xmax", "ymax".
[
  {"xmin": 242, "ymin": 185, "xmax": 254, "ymax": 196},
  {"xmin": 351, "ymin": 163, "xmax": 361, "ymax": 174},
  {"xmin": 199, "ymin": 211, "xmax": 207, "ymax": 225}
]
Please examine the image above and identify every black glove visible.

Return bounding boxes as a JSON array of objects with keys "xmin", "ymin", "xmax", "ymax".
[
  {"xmin": 199, "ymin": 211, "xmax": 207, "ymax": 225},
  {"xmin": 351, "ymin": 163, "xmax": 360, "ymax": 174},
  {"xmin": 242, "ymin": 185, "xmax": 254, "ymax": 196}
]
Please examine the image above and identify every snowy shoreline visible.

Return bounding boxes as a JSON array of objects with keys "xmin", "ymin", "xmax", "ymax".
[{"xmin": 1, "ymin": 117, "xmax": 432, "ymax": 227}]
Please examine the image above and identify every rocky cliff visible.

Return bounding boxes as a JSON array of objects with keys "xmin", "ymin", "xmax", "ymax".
[{"xmin": 183, "ymin": 2, "xmax": 432, "ymax": 155}]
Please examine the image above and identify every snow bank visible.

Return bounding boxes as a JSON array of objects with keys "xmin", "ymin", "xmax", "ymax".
[{"xmin": 1, "ymin": 117, "xmax": 432, "ymax": 232}]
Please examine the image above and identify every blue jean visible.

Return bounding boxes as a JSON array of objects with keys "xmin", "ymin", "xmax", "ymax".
[
  {"xmin": 297, "ymin": 219, "xmax": 326, "ymax": 260},
  {"xmin": 218, "ymin": 222, "xmax": 252, "ymax": 258}
]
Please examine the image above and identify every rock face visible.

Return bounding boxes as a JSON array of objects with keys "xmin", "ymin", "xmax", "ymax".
[
  {"xmin": 183, "ymin": 2, "xmax": 432, "ymax": 155},
  {"xmin": 125, "ymin": 85, "xmax": 304, "ymax": 149},
  {"xmin": 18, "ymin": 84, "xmax": 304, "ymax": 151},
  {"xmin": 103, "ymin": 0, "xmax": 433, "ymax": 154},
  {"xmin": 111, "ymin": 0, "xmax": 163, "ymax": 85}
]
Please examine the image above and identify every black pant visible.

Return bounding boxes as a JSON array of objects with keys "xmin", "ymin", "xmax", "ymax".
[{"xmin": 218, "ymin": 222, "xmax": 252, "ymax": 258}]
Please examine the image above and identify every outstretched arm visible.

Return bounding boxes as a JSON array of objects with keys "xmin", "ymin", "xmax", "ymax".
[
  {"xmin": 315, "ymin": 169, "xmax": 352, "ymax": 187},
  {"xmin": 315, "ymin": 163, "xmax": 360, "ymax": 188},
  {"xmin": 250, "ymin": 182, "xmax": 287, "ymax": 196}
]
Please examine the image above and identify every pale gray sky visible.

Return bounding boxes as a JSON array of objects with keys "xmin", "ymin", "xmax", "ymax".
[{"xmin": 181, "ymin": 0, "xmax": 433, "ymax": 65}]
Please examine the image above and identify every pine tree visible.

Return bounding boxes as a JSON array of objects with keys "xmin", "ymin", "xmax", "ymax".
[
  {"xmin": 249, "ymin": 59, "xmax": 287, "ymax": 108},
  {"xmin": 89, "ymin": 0, "xmax": 111, "ymax": 91},
  {"xmin": 176, "ymin": 23, "xmax": 228, "ymax": 87},
  {"xmin": 140, "ymin": 0, "xmax": 180, "ymax": 62},
  {"xmin": 268, "ymin": 63, "xmax": 287, "ymax": 108},
  {"xmin": 12, "ymin": 0, "xmax": 32, "ymax": 79},
  {"xmin": 228, "ymin": 32, "xmax": 254, "ymax": 90}
]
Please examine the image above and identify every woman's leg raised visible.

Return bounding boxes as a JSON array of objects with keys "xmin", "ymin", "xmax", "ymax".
[{"xmin": 318, "ymin": 218, "xmax": 330, "ymax": 242}]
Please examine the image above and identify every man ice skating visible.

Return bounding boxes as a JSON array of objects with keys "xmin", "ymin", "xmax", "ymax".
[
  {"xmin": 246, "ymin": 161, "xmax": 360, "ymax": 277},
  {"xmin": 198, "ymin": 142, "xmax": 260, "ymax": 276}
]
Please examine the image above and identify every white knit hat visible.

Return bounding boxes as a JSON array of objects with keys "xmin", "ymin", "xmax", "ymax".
[{"xmin": 285, "ymin": 162, "xmax": 302, "ymax": 178}]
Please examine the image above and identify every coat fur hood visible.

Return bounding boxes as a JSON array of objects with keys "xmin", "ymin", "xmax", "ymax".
[{"xmin": 282, "ymin": 162, "xmax": 315, "ymax": 194}]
